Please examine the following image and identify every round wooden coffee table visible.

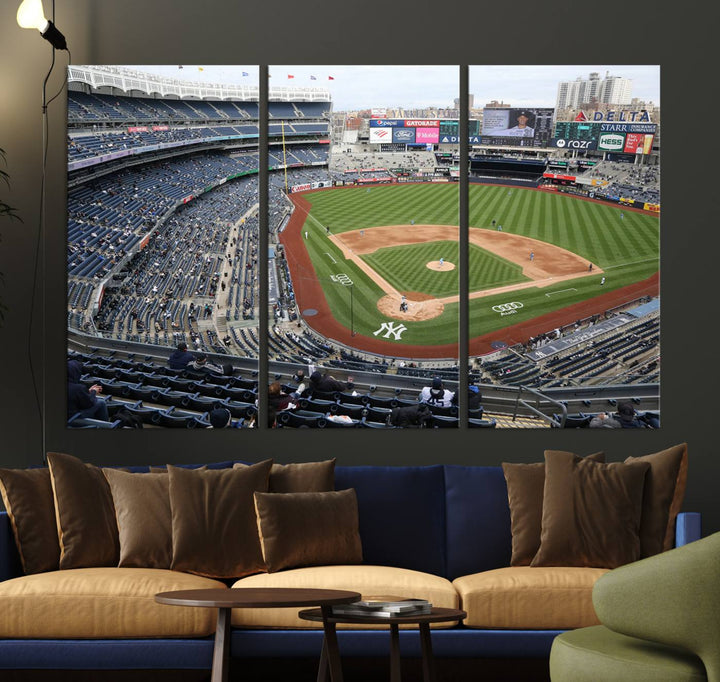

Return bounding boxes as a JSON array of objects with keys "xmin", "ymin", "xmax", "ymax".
[
  {"xmin": 299, "ymin": 606, "xmax": 467, "ymax": 682},
  {"xmin": 155, "ymin": 587, "xmax": 360, "ymax": 682}
]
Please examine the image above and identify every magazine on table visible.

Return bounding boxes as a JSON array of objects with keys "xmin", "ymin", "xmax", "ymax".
[{"xmin": 331, "ymin": 596, "xmax": 432, "ymax": 618}]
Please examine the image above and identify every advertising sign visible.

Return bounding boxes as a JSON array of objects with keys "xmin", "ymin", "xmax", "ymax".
[
  {"xmin": 623, "ymin": 133, "xmax": 646, "ymax": 154},
  {"xmin": 438, "ymin": 134, "xmax": 481, "ymax": 144},
  {"xmin": 598, "ymin": 133, "xmax": 626, "ymax": 152},
  {"xmin": 392, "ymin": 127, "xmax": 416, "ymax": 143},
  {"xmin": 625, "ymin": 134, "xmax": 654, "ymax": 154},
  {"xmin": 404, "ymin": 120, "xmax": 439, "ymax": 127},
  {"xmin": 415, "ymin": 127, "xmax": 439, "ymax": 144},
  {"xmin": 552, "ymin": 138, "xmax": 598, "ymax": 150},
  {"xmin": 600, "ymin": 122, "xmax": 657, "ymax": 134},
  {"xmin": 369, "ymin": 119, "xmax": 402, "ymax": 127},
  {"xmin": 370, "ymin": 127, "xmax": 393, "ymax": 143}
]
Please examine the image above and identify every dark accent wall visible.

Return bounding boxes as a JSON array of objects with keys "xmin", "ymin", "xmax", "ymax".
[{"xmin": 0, "ymin": 2, "xmax": 718, "ymax": 536}]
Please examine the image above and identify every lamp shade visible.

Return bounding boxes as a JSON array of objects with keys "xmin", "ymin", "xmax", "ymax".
[{"xmin": 16, "ymin": 0, "xmax": 49, "ymax": 32}]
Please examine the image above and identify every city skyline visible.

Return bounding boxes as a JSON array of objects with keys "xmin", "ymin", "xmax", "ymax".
[{"xmin": 128, "ymin": 64, "xmax": 660, "ymax": 112}]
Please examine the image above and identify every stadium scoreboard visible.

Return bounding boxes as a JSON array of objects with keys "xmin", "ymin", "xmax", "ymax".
[
  {"xmin": 481, "ymin": 107, "xmax": 554, "ymax": 148},
  {"xmin": 552, "ymin": 121, "xmax": 657, "ymax": 153}
]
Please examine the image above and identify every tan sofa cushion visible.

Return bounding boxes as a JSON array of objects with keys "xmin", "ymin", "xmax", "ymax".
[
  {"xmin": 453, "ymin": 567, "xmax": 609, "ymax": 629},
  {"xmin": 0, "ymin": 568, "xmax": 227, "ymax": 638},
  {"xmin": 231, "ymin": 565, "xmax": 458, "ymax": 629}
]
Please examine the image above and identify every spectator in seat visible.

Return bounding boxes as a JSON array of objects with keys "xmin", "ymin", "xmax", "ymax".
[
  {"xmin": 616, "ymin": 402, "xmax": 646, "ymax": 428},
  {"xmin": 268, "ymin": 382, "xmax": 297, "ymax": 412},
  {"xmin": 419, "ymin": 377, "xmax": 454, "ymax": 408},
  {"xmin": 209, "ymin": 407, "xmax": 232, "ymax": 429},
  {"xmin": 167, "ymin": 342, "xmax": 195, "ymax": 370},
  {"xmin": 308, "ymin": 370, "xmax": 354, "ymax": 395},
  {"xmin": 67, "ymin": 359, "xmax": 109, "ymax": 422},
  {"xmin": 589, "ymin": 412, "xmax": 622, "ymax": 428},
  {"xmin": 189, "ymin": 353, "xmax": 225, "ymax": 375},
  {"xmin": 453, "ymin": 384, "xmax": 482, "ymax": 411},
  {"xmin": 291, "ymin": 368, "xmax": 308, "ymax": 397}
]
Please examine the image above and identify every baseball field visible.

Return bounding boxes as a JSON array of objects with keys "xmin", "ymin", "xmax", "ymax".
[{"xmin": 280, "ymin": 183, "xmax": 659, "ymax": 358}]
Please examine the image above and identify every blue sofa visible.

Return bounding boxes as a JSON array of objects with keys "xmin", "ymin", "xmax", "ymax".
[{"xmin": 0, "ymin": 463, "xmax": 702, "ymax": 673}]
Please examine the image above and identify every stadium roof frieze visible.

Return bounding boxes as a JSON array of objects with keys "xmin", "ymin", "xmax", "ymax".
[{"xmin": 68, "ymin": 65, "xmax": 330, "ymax": 102}]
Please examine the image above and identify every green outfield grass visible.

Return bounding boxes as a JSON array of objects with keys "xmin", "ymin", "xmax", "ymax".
[
  {"xmin": 295, "ymin": 183, "xmax": 659, "ymax": 348},
  {"xmin": 362, "ymin": 241, "xmax": 529, "ymax": 298}
]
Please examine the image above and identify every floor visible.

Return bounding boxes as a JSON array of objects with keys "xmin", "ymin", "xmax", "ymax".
[{"xmin": 3, "ymin": 657, "xmax": 552, "ymax": 682}]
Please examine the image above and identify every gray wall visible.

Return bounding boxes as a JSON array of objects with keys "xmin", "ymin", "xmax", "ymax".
[{"xmin": 1, "ymin": 1, "xmax": 718, "ymax": 533}]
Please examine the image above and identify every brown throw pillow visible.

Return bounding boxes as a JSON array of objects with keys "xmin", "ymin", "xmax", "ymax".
[
  {"xmin": 625, "ymin": 443, "xmax": 688, "ymax": 557},
  {"xmin": 531, "ymin": 451, "xmax": 650, "ymax": 569},
  {"xmin": 168, "ymin": 459, "xmax": 273, "ymax": 579},
  {"xmin": 234, "ymin": 459, "xmax": 336, "ymax": 493},
  {"xmin": 254, "ymin": 489, "xmax": 363, "ymax": 573},
  {"xmin": 0, "ymin": 468, "xmax": 60, "ymax": 574},
  {"xmin": 47, "ymin": 452, "xmax": 120, "ymax": 569},
  {"xmin": 502, "ymin": 451, "xmax": 605, "ymax": 566},
  {"xmin": 103, "ymin": 469, "xmax": 173, "ymax": 569}
]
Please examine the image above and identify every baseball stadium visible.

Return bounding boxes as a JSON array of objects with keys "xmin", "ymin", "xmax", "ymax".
[{"xmin": 66, "ymin": 65, "xmax": 660, "ymax": 429}]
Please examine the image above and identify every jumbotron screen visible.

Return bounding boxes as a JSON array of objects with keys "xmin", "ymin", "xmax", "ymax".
[{"xmin": 481, "ymin": 107, "xmax": 554, "ymax": 147}]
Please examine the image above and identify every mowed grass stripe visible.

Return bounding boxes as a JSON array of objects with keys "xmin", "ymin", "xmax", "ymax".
[
  {"xmin": 362, "ymin": 241, "xmax": 529, "ymax": 297},
  {"xmin": 294, "ymin": 184, "xmax": 658, "ymax": 347},
  {"xmin": 362, "ymin": 241, "xmax": 459, "ymax": 297}
]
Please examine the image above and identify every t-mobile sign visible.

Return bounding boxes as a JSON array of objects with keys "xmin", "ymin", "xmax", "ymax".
[{"xmin": 415, "ymin": 127, "xmax": 439, "ymax": 144}]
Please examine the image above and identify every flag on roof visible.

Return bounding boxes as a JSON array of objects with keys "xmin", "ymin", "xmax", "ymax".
[
  {"xmin": 310, "ymin": 75, "xmax": 317, "ymax": 80},
  {"xmin": 288, "ymin": 74, "xmax": 295, "ymax": 79},
  {"xmin": 242, "ymin": 71, "xmax": 249, "ymax": 77},
  {"xmin": 328, "ymin": 76, "xmax": 335, "ymax": 80},
  {"xmin": 198, "ymin": 67, "xmax": 204, "ymax": 72}
]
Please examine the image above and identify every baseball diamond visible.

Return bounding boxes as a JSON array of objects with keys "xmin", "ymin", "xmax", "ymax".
[{"xmin": 280, "ymin": 183, "xmax": 659, "ymax": 358}]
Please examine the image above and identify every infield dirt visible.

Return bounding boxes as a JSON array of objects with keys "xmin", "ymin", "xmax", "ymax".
[{"xmin": 332, "ymin": 224, "xmax": 603, "ymax": 322}]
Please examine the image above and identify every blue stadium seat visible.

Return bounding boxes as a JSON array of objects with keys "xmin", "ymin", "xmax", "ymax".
[
  {"xmin": 430, "ymin": 415, "xmax": 459, "ymax": 428},
  {"xmin": 468, "ymin": 418, "xmax": 498, "ymax": 428}
]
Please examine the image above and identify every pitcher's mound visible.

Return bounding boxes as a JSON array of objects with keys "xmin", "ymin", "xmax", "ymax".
[{"xmin": 427, "ymin": 260, "xmax": 455, "ymax": 271}]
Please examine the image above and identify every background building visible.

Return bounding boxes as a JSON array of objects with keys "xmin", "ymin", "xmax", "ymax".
[{"xmin": 556, "ymin": 71, "xmax": 632, "ymax": 110}]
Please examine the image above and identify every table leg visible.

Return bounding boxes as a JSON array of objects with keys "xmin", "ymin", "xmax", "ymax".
[
  {"xmin": 419, "ymin": 623, "xmax": 436, "ymax": 682},
  {"xmin": 211, "ymin": 607, "xmax": 231, "ymax": 682},
  {"xmin": 316, "ymin": 636, "xmax": 330, "ymax": 682},
  {"xmin": 320, "ymin": 606, "xmax": 344, "ymax": 682},
  {"xmin": 389, "ymin": 623, "xmax": 402, "ymax": 682}
]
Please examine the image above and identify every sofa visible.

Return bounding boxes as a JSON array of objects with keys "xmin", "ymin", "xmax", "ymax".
[{"xmin": 0, "ymin": 451, "xmax": 700, "ymax": 675}]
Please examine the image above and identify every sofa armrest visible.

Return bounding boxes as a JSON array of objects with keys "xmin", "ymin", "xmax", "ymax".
[
  {"xmin": 593, "ymin": 532, "xmax": 720, "ymax": 682},
  {"xmin": 675, "ymin": 511, "xmax": 701, "ymax": 547},
  {"xmin": 0, "ymin": 512, "xmax": 23, "ymax": 582}
]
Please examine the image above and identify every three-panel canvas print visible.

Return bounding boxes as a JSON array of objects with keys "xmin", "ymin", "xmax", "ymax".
[{"xmin": 66, "ymin": 65, "xmax": 660, "ymax": 429}]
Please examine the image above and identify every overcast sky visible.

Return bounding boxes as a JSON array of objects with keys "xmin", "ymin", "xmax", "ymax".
[{"xmin": 131, "ymin": 64, "xmax": 660, "ymax": 111}]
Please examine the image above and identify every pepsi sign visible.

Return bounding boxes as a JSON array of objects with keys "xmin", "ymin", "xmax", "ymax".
[{"xmin": 369, "ymin": 119, "xmax": 402, "ymax": 127}]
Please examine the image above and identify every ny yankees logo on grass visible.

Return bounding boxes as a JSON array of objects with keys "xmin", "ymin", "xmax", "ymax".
[{"xmin": 373, "ymin": 321, "xmax": 408, "ymax": 340}]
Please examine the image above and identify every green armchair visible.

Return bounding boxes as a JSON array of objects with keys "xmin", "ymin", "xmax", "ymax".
[{"xmin": 550, "ymin": 531, "xmax": 720, "ymax": 682}]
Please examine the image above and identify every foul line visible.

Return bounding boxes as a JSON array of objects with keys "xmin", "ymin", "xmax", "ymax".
[
  {"xmin": 545, "ymin": 288, "xmax": 577, "ymax": 297},
  {"xmin": 603, "ymin": 257, "xmax": 658, "ymax": 270},
  {"xmin": 325, "ymin": 253, "xmax": 337, "ymax": 264}
]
